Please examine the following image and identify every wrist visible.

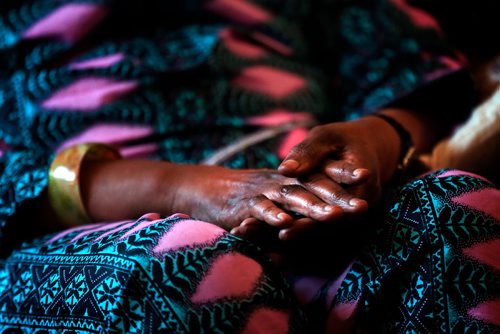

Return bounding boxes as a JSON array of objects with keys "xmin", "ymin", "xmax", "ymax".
[
  {"xmin": 370, "ymin": 113, "xmax": 416, "ymax": 176},
  {"xmin": 160, "ymin": 164, "xmax": 224, "ymax": 216},
  {"xmin": 358, "ymin": 116, "xmax": 402, "ymax": 184}
]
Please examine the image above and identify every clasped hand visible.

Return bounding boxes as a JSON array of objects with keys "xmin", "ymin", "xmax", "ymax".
[{"xmin": 221, "ymin": 117, "xmax": 395, "ymax": 242}]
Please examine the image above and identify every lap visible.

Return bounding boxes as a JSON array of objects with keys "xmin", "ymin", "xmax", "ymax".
[
  {"xmin": 0, "ymin": 169, "xmax": 498, "ymax": 333},
  {"xmin": 0, "ymin": 213, "xmax": 303, "ymax": 333},
  {"xmin": 291, "ymin": 169, "xmax": 500, "ymax": 333}
]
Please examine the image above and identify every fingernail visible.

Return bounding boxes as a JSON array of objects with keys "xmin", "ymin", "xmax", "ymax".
[
  {"xmin": 280, "ymin": 160, "xmax": 299, "ymax": 170},
  {"xmin": 349, "ymin": 198, "xmax": 362, "ymax": 207},
  {"xmin": 278, "ymin": 229, "xmax": 289, "ymax": 240},
  {"xmin": 323, "ymin": 205, "xmax": 334, "ymax": 212},
  {"xmin": 277, "ymin": 212, "xmax": 288, "ymax": 220},
  {"xmin": 230, "ymin": 228, "xmax": 239, "ymax": 235}
]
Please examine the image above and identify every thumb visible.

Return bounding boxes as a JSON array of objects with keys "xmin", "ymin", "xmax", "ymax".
[{"xmin": 278, "ymin": 137, "xmax": 332, "ymax": 177}]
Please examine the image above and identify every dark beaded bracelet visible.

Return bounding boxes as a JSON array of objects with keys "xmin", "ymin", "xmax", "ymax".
[{"xmin": 370, "ymin": 113, "xmax": 416, "ymax": 173}]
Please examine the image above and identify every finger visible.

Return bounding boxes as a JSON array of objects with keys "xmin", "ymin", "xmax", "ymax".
[
  {"xmin": 231, "ymin": 218, "xmax": 260, "ymax": 236},
  {"xmin": 278, "ymin": 130, "xmax": 335, "ymax": 177},
  {"xmin": 230, "ymin": 217, "xmax": 261, "ymax": 236},
  {"xmin": 322, "ymin": 160, "xmax": 370, "ymax": 185},
  {"xmin": 241, "ymin": 217, "xmax": 260, "ymax": 227},
  {"xmin": 248, "ymin": 195, "xmax": 294, "ymax": 228},
  {"xmin": 278, "ymin": 217, "xmax": 316, "ymax": 241},
  {"xmin": 300, "ymin": 174, "xmax": 369, "ymax": 213},
  {"xmin": 239, "ymin": 219, "xmax": 268, "ymax": 236},
  {"xmin": 268, "ymin": 184, "xmax": 343, "ymax": 222},
  {"xmin": 230, "ymin": 226, "xmax": 244, "ymax": 236}
]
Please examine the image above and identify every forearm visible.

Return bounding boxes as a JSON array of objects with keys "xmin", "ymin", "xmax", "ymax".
[
  {"xmin": 79, "ymin": 159, "xmax": 187, "ymax": 222},
  {"xmin": 78, "ymin": 160, "xmax": 249, "ymax": 224},
  {"xmin": 77, "ymin": 159, "xmax": 330, "ymax": 233}
]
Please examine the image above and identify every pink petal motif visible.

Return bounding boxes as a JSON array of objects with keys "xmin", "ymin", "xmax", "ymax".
[
  {"xmin": 468, "ymin": 300, "xmax": 500, "ymax": 325},
  {"xmin": 325, "ymin": 300, "xmax": 359, "ymax": 334},
  {"xmin": 220, "ymin": 29, "xmax": 268, "ymax": 59},
  {"xmin": 241, "ymin": 308, "xmax": 290, "ymax": 334},
  {"xmin": 246, "ymin": 109, "xmax": 312, "ymax": 127},
  {"xmin": 153, "ymin": 220, "xmax": 225, "ymax": 254},
  {"xmin": 119, "ymin": 143, "xmax": 159, "ymax": 159},
  {"xmin": 70, "ymin": 53, "xmax": 125, "ymax": 70},
  {"xmin": 390, "ymin": 0, "xmax": 442, "ymax": 31},
  {"xmin": 42, "ymin": 78, "xmax": 138, "ymax": 111},
  {"xmin": 70, "ymin": 221, "xmax": 131, "ymax": 243},
  {"xmin": 438, "ymin": 170, "xmax": 490, "ymax": 183},
  {"xmin": 57, "ymin": 124, "xmax": 153, "ymax": 153},
  {"xmin": 119, "ymin": 214, "xmax": 163, "ymax": 240},
  {"xmin": 438, "ymin": 56, "xmax": 462, "ymax": 70},
  {"xmin": 463, "ymin": 239, "xmax": 500, "ymax": 271},
  {"xmin": 424, "ymin": 67, "xmax": 460, "ymax": 83},
  {"xmin": 95, "ymin": 222, "xmax": 136, "ymax": 241},
  {"xmin": 249, "ymin": 31, "xmax": 294, "ymax": 56},
  {"xmin": 191, "ymin": 252, "xmax": 262, "ymax": 303},
  {"xmin": 233, "ymin": 66, "xmax": 306, "ymax": 99},
  {"xmin": 452, "ymin": 188, "xmax": 500, "ymax": 221},
  {"xmin": 23, "ymin": 4, "xmax": 107, "ymax": 43},
  {"xmin": 45, "ymin": 223, "xmax": 106, "ymax": 245},
  {"xmin": 205, "ymin": 0, "xmax": 272, "ymax": 26}
]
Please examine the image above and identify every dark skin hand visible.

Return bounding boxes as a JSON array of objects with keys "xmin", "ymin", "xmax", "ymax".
[
  {"xmin": 73, "ymin": 160, "xmax": 344, "ymax": 232},
  {"xmin": 44, "ymin": 108, "xmax": 436, "ymax": 245},
  {"xmin": 166, "ymin": 165, "xmax": 346, "ymax": 231},
  {"xmin": 232, "ymin": 108, "xmax": 440, "ymax": 241}
]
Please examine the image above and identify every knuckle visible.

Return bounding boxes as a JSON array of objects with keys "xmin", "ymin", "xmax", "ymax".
[
  {"xmin": 261, "ymin": 205, "xmax": 275, "ymax": 215},
  {"xmin": 289, "ymin": 143, "xmax": 311, "ymax": 158},
  {"xmin": 248, "ymin": 196, "xmax": 265, "ymax": 207},
  {"xmin": 327, "ymin": 191, "xmax": 343, "ymax": 203},
  {"xmin": 280, "ymin": 185, "xmax": 298, "ymax": 196}
]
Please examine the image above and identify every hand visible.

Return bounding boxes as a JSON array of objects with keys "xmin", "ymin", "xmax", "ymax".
[
  {"xmin": 79, "ymin": 160, "xmax": 342, "ymax": 234},
  {"xmin": 171, "ymin": 166, "xmax": 344, "ymax": 232},
  {"xmin": 271, "ymin": 116, "xmax": 402, "ymax": 239},
  {"xmin": 280, "ymin": 117, "xmax": 402, "ymax": 201}
]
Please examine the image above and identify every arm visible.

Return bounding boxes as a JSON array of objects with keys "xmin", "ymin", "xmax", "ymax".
[
  {"xmin": 76, "ymin": 159, "xmax": 343, "ymax": 231},
  {"xmin": 270, "ymin": 106, "xmax": 439, "ymax": 240}
]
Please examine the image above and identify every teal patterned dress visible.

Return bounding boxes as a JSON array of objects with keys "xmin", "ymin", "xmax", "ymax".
[{"xmin": 0, "ymin": 0, "xmax": 498, "ymax": 332}]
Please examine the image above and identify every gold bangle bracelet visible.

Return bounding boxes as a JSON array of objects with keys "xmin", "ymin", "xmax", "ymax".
[{"xmin": 48, "ymin": 143, "xmax": 122, "ymax": 227}]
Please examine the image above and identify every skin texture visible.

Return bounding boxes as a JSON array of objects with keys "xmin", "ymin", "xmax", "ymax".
[
  {"xmin": 233, "ymin": 108, "xmax": 440, "ymax": 240},
  {"xmin": 78, "ymin": 160, "xmax": 344, "ymax": 232},
  {"xmin": 45, "ymin": 107, "xmax": 439, "ymax": 244}
]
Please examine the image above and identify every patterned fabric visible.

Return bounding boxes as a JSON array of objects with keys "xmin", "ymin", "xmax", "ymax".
[
  {"xmin": 0, "ymin": 171, "xmax": 498, "ymax": 333},
  {"xmin": 0, "ymin": 213, "xmax": 305, "ymax": 333},
  {"xmin": 0, "ymin": 0, "xmax": 470, "ymax": 238},
  {"xmin": 0, "ymin": 0, "xmax": 497, "ymax": 333},
  {"xmin": 289, "ymin": 170, "xmax": 500, "ymax": 333}
]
